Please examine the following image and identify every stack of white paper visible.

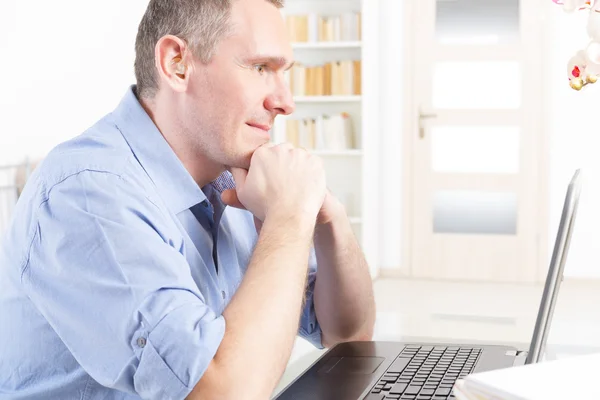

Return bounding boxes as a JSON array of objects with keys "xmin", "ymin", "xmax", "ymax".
[{"xmin": 453, "ymin": 352, "xmax": 600, "ymax": 400}]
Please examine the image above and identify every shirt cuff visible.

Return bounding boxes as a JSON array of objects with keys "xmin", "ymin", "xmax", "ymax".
[
  {"xmin": 298, "ymin": 289, "xmax": 324, "ymax": 349},
  {"xmin": 132, "ymin": 299, "xmax": 226, "ymax": 400}
]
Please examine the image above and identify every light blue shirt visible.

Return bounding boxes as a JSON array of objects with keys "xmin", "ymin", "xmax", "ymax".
[{"xmin": 0, "ymin": 86, "xmax": 322, "ymax": 400}]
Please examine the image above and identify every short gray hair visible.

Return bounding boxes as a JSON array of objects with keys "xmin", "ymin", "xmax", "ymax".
[{"xmin": 134, "ymin": 0, "xmax": 284, "ymax": 99}]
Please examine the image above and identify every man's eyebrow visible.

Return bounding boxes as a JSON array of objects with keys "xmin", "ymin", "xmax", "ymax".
[{"xmin": 245, "ymin": 55, "xmax": 295, "ymax": 71}]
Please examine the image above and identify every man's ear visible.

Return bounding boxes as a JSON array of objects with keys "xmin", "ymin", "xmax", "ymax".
[
  {"xmin": 171, "ymin": 56, "xmax": 187, "ymax": 79},
  {"xmin": 155, "ymin": 35, "xmax": 191, "ymax": 92}
]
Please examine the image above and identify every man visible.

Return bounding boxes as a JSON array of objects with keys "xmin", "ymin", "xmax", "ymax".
[{"xmin": 0, "ymin": 0, "xmax": 375, "ymax": 399}]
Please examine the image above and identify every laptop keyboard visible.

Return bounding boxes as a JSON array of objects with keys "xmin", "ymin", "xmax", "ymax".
[{"xmin": 365, "ymin": 345, "xmax": 482, "ymax": 400}]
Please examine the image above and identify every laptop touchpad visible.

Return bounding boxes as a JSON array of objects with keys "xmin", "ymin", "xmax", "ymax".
[{"xmin": 318, "ymin": 356, "xmax": 384, "ymax": 375}]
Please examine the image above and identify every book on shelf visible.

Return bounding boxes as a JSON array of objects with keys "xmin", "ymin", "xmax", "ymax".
[
  {"xmin": 280, "ymin": 113, "xmax": 355, "ymax": 151},
  {"xmin": 286, "ymin": 12, "xmax": 361, "ymax": 43},
  {"xmin": 288, "ymin": 60, "xmax": 361, "ymax": 96}
]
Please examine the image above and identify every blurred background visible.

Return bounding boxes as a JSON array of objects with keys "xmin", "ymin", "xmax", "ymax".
[{"xmin": 1, "ymin": 0, "xmax": 600, "ymax": 393}]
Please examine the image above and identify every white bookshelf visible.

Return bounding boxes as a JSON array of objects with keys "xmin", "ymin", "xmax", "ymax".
[
  {"xmin": 292, "ymin": 41, "xmax": 362, "ymax": 50},
  {"xmin": 310, "ymin": 149, "xmax": 362, "ymax": 157},
  {"xmin": 276, "ymin": 0, "xmax": 380, "ymax": 278},
  {"xmin": 293, "ymin": 95, "xmax": 362, "ymax": 103}
]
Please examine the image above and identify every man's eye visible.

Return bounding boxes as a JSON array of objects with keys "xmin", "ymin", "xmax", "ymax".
[{"xmin": 254, "ymin": 64, "xmax": 267, "ymax": 74}]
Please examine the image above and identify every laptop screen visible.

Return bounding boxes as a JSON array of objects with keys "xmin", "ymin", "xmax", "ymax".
[{"xmin": 525, "ymin": 170, "xmax": 582, "ymax": 364}]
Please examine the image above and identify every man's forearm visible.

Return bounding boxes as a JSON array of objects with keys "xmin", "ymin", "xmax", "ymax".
[
  {"xmin": 188, "ymin": 212, "xmax": 316, "ymax": 400},
  {"xmin": 313, "ymin": 206, "xmax": 376, "ymax": 348}
]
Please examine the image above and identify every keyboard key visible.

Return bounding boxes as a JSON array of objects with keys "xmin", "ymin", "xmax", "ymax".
[
  {"xmin": 365, "ymin": 394, "xmax": 386, "ymax": 400},
  {"xmin": 390, "ymin": 383, "xmax": 408, "ymax": 395},
  {"xmin": 420, "ymin": 346, "xmax": 434, "ymax": 352},
  {"xmin": 435, "ymin": 387, "xmax": 452, "ymax": 396},
  {"xmin": 405, "ymin": 385, "xmax": 422, "ymax": 395},
  {"xmin": 381, "ymin": 376, "xmax": 398, "ymax": 383},
  {"xmin": 385, "ymin": 395, "xmax": 401, "ymax": 400},
  {"xmin": 388, "ymin": 357, "xmax": 411, "ymax": 374}
]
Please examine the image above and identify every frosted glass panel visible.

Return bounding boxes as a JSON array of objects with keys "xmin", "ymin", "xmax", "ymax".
[
  {"xmin": 433, "ymin": 62, "xmax": 521, "ymax": 109},
  {"xmin": 434, "ymin": 191, "xmax": 517, "ymax": 234},
  {"xmin": 432, "ymin": 126, "xmax": 520, "ymax": 174},
  {"xmin": 436, "ymin": 0, "xmax": 520, "ymax": 44}
]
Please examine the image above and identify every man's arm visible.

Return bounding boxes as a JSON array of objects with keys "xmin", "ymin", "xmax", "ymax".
[
  {"xmin": 188, "ymin": 211, "xmax": 315, "ymax": 400},
  {"xmin": 313, "ymin": 196, "xmax": 376, "ymax": 348},
  {"xmin": 188, "ymin": 145, "xmax": 327, "ymax": 400}
]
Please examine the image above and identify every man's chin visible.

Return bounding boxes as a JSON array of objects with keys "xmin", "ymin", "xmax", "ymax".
[
  {"xmin": 224, "ymin": 142, "xmax": 268, "ymax": 171},
  {"xmin": 224, "ymin": 153, "xmax": 252, "ymax": 172}
]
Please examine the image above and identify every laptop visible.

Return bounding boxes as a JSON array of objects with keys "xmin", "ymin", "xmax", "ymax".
[{"xmin": 275, "ymin": 170, "xmax": 582, "ymax": 400}]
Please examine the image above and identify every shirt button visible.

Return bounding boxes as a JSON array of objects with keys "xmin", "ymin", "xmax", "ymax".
[
  {"xmin": 136, "ymin": 337, "xmax": 147, "ymax": 348},
  {"xmin": 202, "ymin": 201, "xmax": 209, "ymax": 208},
  {"xmin": 222, "ymin": 290, "xmax": 226, "ymax": 299}
]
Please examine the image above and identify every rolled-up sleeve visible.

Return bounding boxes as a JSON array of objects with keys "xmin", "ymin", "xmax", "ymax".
[
  {"xmin": 21, "ymin": 170, "xmax": 223, "ymax": 400},
  {"xmin": 298, "ymin": 248, "xmax": 323, "ymax": 349}
]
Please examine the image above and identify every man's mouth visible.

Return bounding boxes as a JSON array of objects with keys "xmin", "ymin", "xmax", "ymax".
[{"xmin": 246, "ymin": 122, "xmax": 271, "ymax": 132}]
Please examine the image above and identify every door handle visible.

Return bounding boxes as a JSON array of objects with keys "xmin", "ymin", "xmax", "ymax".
[{"xmin": 418, "ymin": 110, "xmax": 437, "ymax": 139}]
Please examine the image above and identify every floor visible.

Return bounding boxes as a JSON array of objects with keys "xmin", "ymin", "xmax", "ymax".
[{"xmin": 273, "ymin": 277, "xmax": 600, "ymax": 396}]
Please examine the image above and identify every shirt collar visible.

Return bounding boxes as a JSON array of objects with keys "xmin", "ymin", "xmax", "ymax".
[{"xmin": 111, "ymin": 85, "xmax": 235, "ymax": 214}]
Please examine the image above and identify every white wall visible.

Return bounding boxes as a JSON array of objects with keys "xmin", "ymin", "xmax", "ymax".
[
  {"xmin": 0, "ymin": 1, "xmax": 148, "ymax": 165},
  {"xmin": 378, "ymin": 0, "xmax": 405, "ymax": 270},
  {"xmin": 546, "ymin": 7, "xmax": 600, "ymax": 278}
]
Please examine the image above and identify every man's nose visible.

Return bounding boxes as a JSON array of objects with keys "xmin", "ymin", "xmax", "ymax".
[{"xmin": 265, "ymin": 76, "xmax": 296, "ymax": 116}]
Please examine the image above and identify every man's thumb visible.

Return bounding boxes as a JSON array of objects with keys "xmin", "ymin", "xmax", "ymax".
[
  {"xmin": 221, "ymin": 189, "xmax": 246, "ymax": 210},
  {"xmin": 229, "ymin": 167, "xmax": 248, "ymax": 187}
]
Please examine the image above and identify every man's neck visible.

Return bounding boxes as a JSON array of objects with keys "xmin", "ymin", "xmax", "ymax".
[{"xmin": 138, "ymin": 94, "xmax": 224, "ymax": 188}]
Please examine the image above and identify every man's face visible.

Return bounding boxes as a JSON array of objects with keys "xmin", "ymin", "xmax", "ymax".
[{"xmin": 184, "ymin": 0, "xmax": 295, "ymax": 170}]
